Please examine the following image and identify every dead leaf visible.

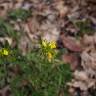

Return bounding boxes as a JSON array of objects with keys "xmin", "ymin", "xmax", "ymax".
[
  {"xmin": 62, "ymin": 53, "xmax": 79, "ymax": 71},
  {"xmin": 27, "ymin": 17, "xmax": 40, "ymax": 34},
  {"xmin": 0, "ymin": 86, "xmax": 11, "ymax": 96},
  {"xmin": 73, "ymin": 71, "xmax": 88, "ymax": 81},
  {"xmin": 54, "ymin": 1, "xmax": 69, "ymax": 18},
  {"xmin": 82, "ymin": 34, "xmax": 94, "ymax": 45},
  {"xmin": 71, "ymin": 81, "xmax": 88, "ymax": 91},
  {"xmin": 61, "ymin": 34, "xmax": 83, "ymax": 52},
  {"xmin": 68, "ymin": 87, "xmax": 75, "ymax": 96},
  {"xmin": 18, "ymin": 36, "xmax": 30, "ymax": 55}
]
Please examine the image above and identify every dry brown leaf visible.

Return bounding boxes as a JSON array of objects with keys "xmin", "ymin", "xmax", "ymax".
[
  {"xmin": 18, "ymin": 36, "xmax": 29, "ymax": 55},
  {"xmin": 81, "ymin": 51, "xmax": 96, "ymax": 71},
  {"xmin": 27, "ymin": 18, "xmax": 40, "ymax": 34},
  {"xmin": 0, "ymin": 86, "xmax": 11, "ymax": 96},
  {"xmin": 0, "ymin": 3, "xmax": 8, "ymax": 17},
  {"xmin": 68, "ymin": 87, "xmax": 75, "ymax": 96},
  {"xmin": 61, "ymin": 34, "xmax": 83, "ymax": 52},
  {"xmin": 73, "ymin": 71, "xmax": 88, "ymax": 81},
  {"xmin": 54, "ymin": 1, "xmax": 69, "ymax": 18},
  {"xmin": 82, "ymin": 34, "xmax": 94, "ymax": 45},
  {"xmin": 71, "ymin": 81, "xmax": 88, "ymax": 91},
  {"xmin": 62, "ymin": 53, "xmax": 79, "ymax": 71}
]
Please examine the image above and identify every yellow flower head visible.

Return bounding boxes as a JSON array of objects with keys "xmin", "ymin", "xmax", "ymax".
[
  {"xmin": 3, "ymin": 49, "xmax": 9, "ymax": 55},
  {"xmin": 41, "ymin": 40, "xmax": 56, "ymax": 49},
  {"xmin": 42, "ymin": 40, "xmax": 47, "ymax": 47},
  {"xmin": 0, "ymin": 48, "xmax": 9, "ymax": 56},
  {"xmin": 47, "ymin": 52, "xmax": 53, "ymax": 61},
  {"xmin": 49, "ymin": 41, "xmax": 56, "ymax": 49}
]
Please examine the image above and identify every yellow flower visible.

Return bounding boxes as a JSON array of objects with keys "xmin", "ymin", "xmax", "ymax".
[
  {"xmin": 41, "ymin": 40, "xmax": 56, "ymax": 49},
  {"xmin": 49, "ymin": 41, "xmax": 56, "ymax": 49},
  {"xmin": 42, "ymin": 40, "xmax": 47, "ymax": 47},
  {"xmin": 47, "ymin": 52, "xmax": 53, "ymax": 61},
  {"xmin": 2, "ymin": 49, "xmax": 9, "ymax": 56}
]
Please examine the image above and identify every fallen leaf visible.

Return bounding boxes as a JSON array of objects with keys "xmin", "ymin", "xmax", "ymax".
[
  {"xmin": 54, "ymin": 1, "xmax": 69, "ymax": 18},
  {"xmin": 61, "ymin": 34, "xmax": 83, "ymax": 52},
  {"xmin": 71, "ymin": 81, "xmax": 88, "ymax": 91},
  {"xmin": 82, "ymin": 34, "xmax": 94, "ymax": 45},
  {"xmin": 0, "ymin": 86, "xmax": 11, "ymax": 96},
  {"xmin": 73, "ymin": 71, "xmax": 88, "ymax": 81},
  {"xmin": 62, "ymin": 53, "xmax": 79, "ymax": 71}
]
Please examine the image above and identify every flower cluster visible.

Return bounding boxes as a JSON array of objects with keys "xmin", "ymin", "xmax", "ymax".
[
  {"xmin": 42, "ymin": 40, "xmax": 56, "ymax": 49},
  {"xmin": 41, "ymin": 40, "xmax": 56, "ymax": 61},
  {"xmin": 0, "ymin": 48, "xmax": 9, "ymax": 56}
]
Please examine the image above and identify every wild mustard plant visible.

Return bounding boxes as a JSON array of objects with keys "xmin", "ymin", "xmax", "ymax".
[
  {"xmin": 41, "ymin": 40, "xmax": 57, "ymax": 61},
  {"xmin": 0, "ymin": 48, "xmax": 9, "ymax": 88},
  {"xmin": 0, "ymin": 42, "xmax": 72, "ymax": 96}
]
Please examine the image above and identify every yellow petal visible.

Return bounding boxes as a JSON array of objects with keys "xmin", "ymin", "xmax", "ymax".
[
  {"xmin": 47, "ymin": 52, "xmax": 53, "ymax": 61},
  {"xmin": 49, "ymin": 41, "xmax": 56, "ymax": 49},
  {"xmin": 42, "ymin": 40, "xmax": 47, "ymax": 47},
  {"xmin": 3, "ymin": 49, "xmax": 9, "ymax": 56}
]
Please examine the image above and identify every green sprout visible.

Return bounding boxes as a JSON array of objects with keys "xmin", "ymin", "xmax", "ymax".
[{"xmin": 8, "ymin": 8, "xmax": 31, "ymax": 21}]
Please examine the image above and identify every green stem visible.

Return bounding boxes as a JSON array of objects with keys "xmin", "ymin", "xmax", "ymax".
[{"xmin": 4, "ymin": 58, "xmax": 8, "ymax": 85}]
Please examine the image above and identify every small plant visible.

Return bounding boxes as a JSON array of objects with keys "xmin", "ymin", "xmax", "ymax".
[
  {"xmin": 0, "ymin": 19, "xmax": 16, "ymax": 37},
  {"xmin": 0, "ymin": 40, "xmax": 72, "ymax": 96},
  {"xmin": 0, "ymin": 48, "xmax": 15, "ymax": 88},
  {"xmin": 8, "ymin": 8, "xmax": 31, "ymax": 21},
  {"xmin": 74, "ymin": 19, "xmax": 95, "ymax": 36},
  {"xmin": 0, "ymin": 18, "xmax": 21, "ymax": 41},
  {"xmin": 10, "ymin": 40, "xmax": 72, "ymax": 96}
]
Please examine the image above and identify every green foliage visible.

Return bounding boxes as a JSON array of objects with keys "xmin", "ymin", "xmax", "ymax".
[
  {"xmin": 12, "ymin": 52, "xmax": 71, "ymax": 96},
  {"xmin": 0, "ymin": 18, "xmax": 22, "ymax": 41},
  {"xmin": 8, "ymin": 8, "xmax": 31, "ymax": 21},
  {"xmin": 0, "ymin": 19, "xmax": 16, "ymax": 37},
  {"xmin": 74, "ymin": 19, "xmax": 95, "ymax": 36},
  {"xmin": 0, "ymin": 47, "xmax": 72, "ymax": 96},
  {"xmin": 0, "ymin": 48, "xmax": 16, "ymax": 88}
]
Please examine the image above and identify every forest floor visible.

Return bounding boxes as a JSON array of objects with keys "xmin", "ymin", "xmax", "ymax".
[{"xmin": 0, "ymin": 0, "xmax": 96, "ymax": 96}]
